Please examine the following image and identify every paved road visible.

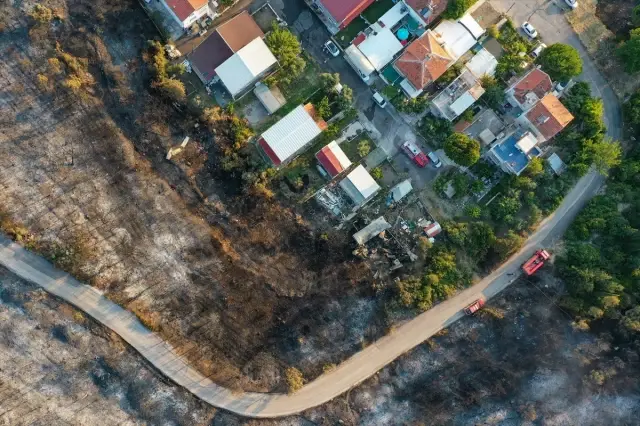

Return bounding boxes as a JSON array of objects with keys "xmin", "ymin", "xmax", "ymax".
[{"xmin": 0, "ymin": 1, "xmax": 619, "ymax": 419}]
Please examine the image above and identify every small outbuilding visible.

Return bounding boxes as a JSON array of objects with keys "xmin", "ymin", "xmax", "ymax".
[
  {"xmin": 316, "ymin": 141, "xmax": 352, "ymax": 178},
  {"xmin": 388, "ymin": 179, "xmax": 413, "ymax": 204},
  {"xmin": 353, "ymin": 216, "xmax": 392, "ymax": 245},
  {"xmin": 253, "ymin": 82, "xmax": 286, "ymax": 114},
  {"xmin": 339, "ymin": 165, "xmax": 381, "ymax": 208}
]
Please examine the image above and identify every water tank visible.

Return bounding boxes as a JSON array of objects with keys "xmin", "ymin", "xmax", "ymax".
[{"xmin": 397, "ymin": 28, "xmax": 409, "ymax": 41}]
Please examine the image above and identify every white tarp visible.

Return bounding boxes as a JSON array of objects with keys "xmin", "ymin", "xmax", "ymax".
[{"xmin": 215, "ymin": 38, "xmax": 277, "ymax": 97}]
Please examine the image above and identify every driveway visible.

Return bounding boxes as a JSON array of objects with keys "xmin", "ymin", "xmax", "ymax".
[{"xmin": 489, "ymin": 0, "xmax": 622, "ymax": 139}]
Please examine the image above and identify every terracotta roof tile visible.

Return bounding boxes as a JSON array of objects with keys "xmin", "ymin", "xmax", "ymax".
[
  {"xmin": 512, "ymin": 68, "xmax": 552, "ymax": 105},
  {"xmin": 526, "ymin": 94, "xmax": 574, "ymax": 140},
  {"xmin": 405, "ymin": 0, "xmax": 449, "ymax": 25},
  {"xmin": 395, "ymin": 32, "xmax": 451, "ymax": 91},
  {"xmin": 217, "ymin": 11, "xmax": 264, "ymax": 52},
  {"xmin": 165, "ymin": 0, "xmax": 208, "ymax": 22}
]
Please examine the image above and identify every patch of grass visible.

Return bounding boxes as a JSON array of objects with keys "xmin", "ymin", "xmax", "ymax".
[
  {"xmin": 340, "ymin": 132, "xmax": 369, "ymax": 160},
  {"xmin": 361, "ymin": 0, "xmax": 395, "ymax": 24},
  {"xmin": 335, "ymin": 18, "xmax": 368, "ymax": 48}
]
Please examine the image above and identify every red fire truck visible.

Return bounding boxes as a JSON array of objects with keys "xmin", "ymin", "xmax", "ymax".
[
  {"xmin": 522, "ymin": 249, "xmax": 551, "ymax": 276},
  {"xmin": 401, "ymin": 141, "xmax": 429, "ymax": 168}
]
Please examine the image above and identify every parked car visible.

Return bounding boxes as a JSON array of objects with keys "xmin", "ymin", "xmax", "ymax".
[
  {"xmin": 556, "ymin": 80, "xmax": 570, "ymax": 91},
  {"xmin": 531, "ymin": 43, "xmax": 547, "ymax": 58},
  {"xmin": 323, "ymin": 40, "xmax": 340, "ymax": 57},
  {"xmin": 427, "ymin": 151, "xmax": 442, "ymax": 168},
  {"xmin": 565, "ymin": 0, "xmax": 578, "ymax": 9},
  {"xmin": 401, "ymin": 141, "xmax": 428, "ymax": 167},
  {"xmin": 522, "ymin": 21, "xmax": 538, "ymax": 39},
  {"xmin": 372, "ymin": 91, "xmax": 387, "ymax": 108},
  {"xmin": 464, "ymin": 299, "xmax": 485, "ymax": 315}
]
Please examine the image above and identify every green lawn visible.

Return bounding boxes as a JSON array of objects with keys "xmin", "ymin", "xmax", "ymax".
[
  {"xmin": 361, "ymin": 0, "xmax": 395, "ymax": 24},
  {"xmin": 339, "ymin": 133, "xmax": 371, "ymax": 162},
  {"xmin": 335, "ymin": 18, "xmax": 368, "ymax": 48}
]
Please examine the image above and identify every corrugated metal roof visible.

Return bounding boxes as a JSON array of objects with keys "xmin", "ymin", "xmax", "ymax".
[
  {"xmin": 339, "ymin": 165, "xmax": 380, "ymax": 205},
  {"xmin": 353, "ymin": 217, "xmax": 391, "ymax": 245},
  {"xmin": 215, "ymin": 38, "xmax": 277, "ymax": 97},
  {"xmin": 316, "ymin": 141, "xmax": 352, "ymax": 177},
  {"xmin": 260, "ymin": 105, "xmax": 322, "ymax": 165}
]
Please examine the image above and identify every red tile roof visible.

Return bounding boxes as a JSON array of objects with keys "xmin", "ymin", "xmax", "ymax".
[
  {"xmin": 405, "ymin": 0, "xmax": 449, "ymax": 25},
  {"xmin": 216, "ymin": 11, "xmax": 264, "ymax": 51},
  {"xmin": 316, "ymin": 143, "xmax": 351, "ymax": 177},
  {"xmin": 165, "ymin": 0, "xmax": 208, "ymax": 22},
  {"xmin": 526, "ymin": 94, "xmax": 574, "ymax": 140},
  {"xmin": 512, "ymin": 68, "xmax": 552, "ymax": 105},
  {"xmin": 319, "ymin": 0, "xmax": 375, "ymax": 28},
  {"xmin": 395, "ymin": 31, "xmax": 451, "ymax": 91}
]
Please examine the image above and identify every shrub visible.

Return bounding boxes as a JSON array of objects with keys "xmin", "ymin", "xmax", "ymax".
[
  {"xmin": 154, "ymin": 78, "xmax": 186, "ymax": 102},
  {"xmin": 442, "ymin": 0, "xmax": 478, "ymax": 20},
  {"xmin": 29, "ymin": 4, "xmax": 53, "ymax": 23},
  {"xmin": 357, "ymin": 139, "xmax": 371, "ymax": 157},
  {"xmin": 370, "ymin": 167, "xmax": 383, "ymax": 180},
  {"xmin": 316, "ymin": 96, "xmax": 331, "ymax": 120},
  {"xmin": 285, "ymin": 367, "xmax": 305, "ymax": 393},
  {"xmin": 265, "ymin": 24, "xmax": 306, "ymax": 84},
  {"xmin": 617, "ymin": 28, "xmax": 640, "ymax": 74},
  {"xmin": 444, "ymin": 133, "xmax": 480, "ymax": 166}
]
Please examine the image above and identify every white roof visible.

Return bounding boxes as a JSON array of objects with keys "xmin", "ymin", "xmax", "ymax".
[
  {"xmin": 400, "ymin": 78, "xmax": 423, "ymax": 99},
  {"xmin": 253, "ymin": 82, "xmax": 286, "ymax": 114},
  {"xmin": 449, "ymin": 91, "xmax": 478, "ymax": 116},
  {"xmin": 339, "ymin": 165, "xmax": 381, "ymax": 205},
  {"xmin": 547, "ymin": 152, "xmax": 566, "ymax": 174},
  {"xmin": 345, "ymin": 45, "xmax": 376, "ymax": 77},
  {"xmin": 215, "ymin": 38, "xmax": 277, "ymax": 97},
  {"xmin": 465, "ymin": 48, "xmax": 498, "ymax": 78},
  {"xmin": 433, "ymin": 20, "xmax": 479, "ymax": 60},
  {"xmin": 357, "ymin": 28, "xmax": 404, "ymax": 71},
  {"xmin": 353, "ymin": 217, "xmax": 391, "ymax": 245},
  {"xmin": 379, "ymin": 2, "xmax": 409, "ymax": 27},
  {"xmin": 390, "ymin": 179, "xmax": 413, "ymax": 202},
  {"xmin": 516, "ymin": 132, "xmax": 538, "ymax": 154},
  {"xmin": 459, "ymin": 14, "xmax": 485, "ymax": 39},
  {"xmin": 261, "ymin": 105, "xmax": 322, "ymax": 164}
]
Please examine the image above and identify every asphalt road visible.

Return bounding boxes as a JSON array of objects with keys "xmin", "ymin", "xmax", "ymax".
[{"xmin": 0, "ymin": 0, "xmax": 619, "ymax": 419}]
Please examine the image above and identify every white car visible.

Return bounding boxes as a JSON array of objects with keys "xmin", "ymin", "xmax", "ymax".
[
  {"xmin": 565, "ymin": 0, "xmax": 578, "ymax": 9},
  {"xmin": 522, "ymin": 22, "xmax": 538, "ymax": 39},
  {"xmin": 531, "ymin": 43, "xmax": 547, "ymax": 58},
  {"xmin": 372, "ymin": 91, "xmax": 387, "ymax": 108},
  {"xmin": 324, "ymin": 40, "xmax": 340, "ymax": 57}
]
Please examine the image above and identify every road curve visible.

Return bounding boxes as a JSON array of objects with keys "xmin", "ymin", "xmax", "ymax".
[
  {"xmin": 0, "ymin": 168, "xmax": 602, "ymax": 418},
  {"xmin": 0, "ymin": 2, "xmax": 620, "ymax": 417}
]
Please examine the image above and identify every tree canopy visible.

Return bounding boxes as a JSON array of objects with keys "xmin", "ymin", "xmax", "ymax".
[
  {"xmin": 442, "ymin": 0, "xmax": 478, "ymax": 20},
  {"xmin": 444, "ymin": 133, "xmax": 480, "ymax": 166},
  {"xmin": 536, "ymin": 43, "xmax": 583, "ymax": 82},
  {"xmin": 617, "ymin": 28, "xmax": 640, "ymax": 74},
  {"xmin": 265, "ymin": 25, "xmax": 306, "ymax": 84}
]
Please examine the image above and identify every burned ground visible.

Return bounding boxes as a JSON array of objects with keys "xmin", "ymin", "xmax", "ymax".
[
  {"xmin": 596, "ymin": 0, "xmax": 637, "ymax": 38},
  {"xmin": 0, "ymin": 0, "xmax": 386, "ymax": 392},
  {"xmin": 3, "ymin": 263, "xmax": 639, "ymax": 425}
]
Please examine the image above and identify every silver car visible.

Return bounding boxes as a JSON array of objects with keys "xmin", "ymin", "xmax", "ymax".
[{"xmin": 522, "ymin": 22, "xmax": 538, "ymax": 39}]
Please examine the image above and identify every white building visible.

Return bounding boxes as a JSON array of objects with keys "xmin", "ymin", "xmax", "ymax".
[
  {"xmin": 339, "ymin": 165, "xmax": 381, "ymax": 208},
  {"xmin": 161, "ymin": 0, "xmax": 216, "ymax": 29}
]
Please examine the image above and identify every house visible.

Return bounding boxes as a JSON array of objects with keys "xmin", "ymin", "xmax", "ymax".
[
  {"xmin": 431, "ymin": 15, "xmax": 485, "ymax": 61},
  {"xmin": 431, "ymin": 70, "xmax": 485, "ymax": 121},
  {"xmin": 161, "ymin": 0, "xmax": 216, "ymax": 29},
  {"xmin": 521, "ymin": 93, "xmax": 574, "ymax": 142},
  {"xmin": 310, "ymin": 0, "xmax": 375, "ymax": 34},
  {"xmin": 505, "ymin": 68, "xmax": 553, "ymax": 113},
  {"xmin": 404, "ymin": 0, "xmax": 449, "ymax": 26},
  {"xmin": 316, "ymin": 141, "xmax": 353, "ymax": 178},
  {"xmin": 189, "ymin": 11, "xmax": 264, "ymax": 85},
  {"xmin": 214, "ymin": 38, "xmax": 278, "ymax": 98},
  {"xmin": 394, "ymin": 31, "xmax": 452, "ymax": 98},
  {"xmin": 339, "ymin": 165, "xmax": 381, "ymax": 208},
  {"xmin": 464, "ymin": 48, "xmax": 498, "ymax": 79},
  {"xmin": 258, "ymin": 104, "xmax": 328, "ymax": 167},
  {"xmin": 487, "ymin": 130, "xmax": 542, "ymax": 175},
  {"xmin": 343, "ymin": 2, "xmax": 410, "ymax": 82}
]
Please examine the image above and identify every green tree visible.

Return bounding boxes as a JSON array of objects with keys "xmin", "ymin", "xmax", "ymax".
[
  {"xmin": 525, "ymin": 157, "xmax": 544, "ymax": 177},
  {"xmin": 561, "ymin": 81, "xmax": 592, "ymax": 115},
  {"xmin": 584, "ymin": 137, "xmax": 622, "ymax": 176},
  {"xmin": 624, "ymin": 90, "xmax": 640, "ymax": 132},
  {"xmin": 444, "ymin": 133, "xmax": 480, "ymax": 166},
  {"xmin": 442, "ymin": 0, "xmax": 478, "ymax": 19},
  {"xmin": 316, "ymin": 96, "xmax": 331, "ymax": 120},
  {"xmin": 480, "ymin": 75, "xmax": 506, "ymax": 110},
  {"xmin": 467, "ymin": 222, "xmax": 496, "ymax": 259},
  {"xmin": 357, "ymin": 140, "xmax": 371, "ymax": 158},
  {"xmin": 417, "ymin": 114, "xmax": 452, "ymax": 147},
  {"xmin": 491, "ymin": 192, "xmax": 522, "ymax": 221},
  {"xmin": 370, "ymin": 166, "xmax": 383, "ymax": 180},
  {"xmin": 494, "ymin": 231, "xmax": 524, "ymax": 260},
  {"xmin": 319, "ymin": 72, "xmax": 340, "ymax": 90},
  {"xmin": 337, "ymin": 85, "xmax": 354, "ymax": 110},
  {"xmin": 465, "ymin": 205, "xmax": 482, "ymax": 218},
  {"xmin": 536, "ymin": 43, "xmax": 583, "ymax": 82},
  {"xmin": 265, "ymin": 25, "xmax": 306, "ymax": 83},
  {"xmin": 617, "ymin": 28, "xmax": 640, "ymax": 74}
]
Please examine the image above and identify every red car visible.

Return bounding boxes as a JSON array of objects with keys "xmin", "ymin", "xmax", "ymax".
[
  {"xmin": 401, "ymin": 141, "xmax": 429, "ymax": 168},
  {"xmin": 464, "ymin": 299, "xmax": 485, "ymax": 315}
]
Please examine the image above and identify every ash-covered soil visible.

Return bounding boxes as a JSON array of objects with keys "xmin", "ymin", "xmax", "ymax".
[
  {"xmin": 3, "ymin": 265, "xmax": 639, "ymax": 425},
  {"xmin": 0, "ymin": 0, "xmax": 386, "ymax": 392}
]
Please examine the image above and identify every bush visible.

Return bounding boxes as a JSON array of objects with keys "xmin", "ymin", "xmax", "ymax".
[
  {"xmin": 29, "ymin": 4, "xmax": 53, "ymax": 23},
  {"xmin": 442, "ymin": 0, "xmax": 478, "ymax": 20},
  {"xmin": 153, "ymin": 78, "xmax": 186, "ymax": 102},
  {"xmin": 316, "ymin": 96, "xmax": 331, "ymax": 120},
  {"xmin": 480, "ymin": 75, "xmax": 505, "ymax": 110},
  {"xmin": 265, "ymin": 24, "xmax": 306, "ymax": 84},
  {"xmin": 285, "ymin": 367, "xmax": 305, "ymax": 393},
  {"xmin": 617, "ymin": 28, "xmax": 640, "ymax": 74},
  {"xmin": 357, "ymin": 139, "xmax": 371, "ymax": 157},
  {"xmin": 417, "ymin": 114, "xmax": 452, "ymax": 148}
]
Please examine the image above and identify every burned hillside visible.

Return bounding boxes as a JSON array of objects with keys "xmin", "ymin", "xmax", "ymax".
[{"xmin": 0, "ymin": 0, "xmax": 387, "ymax": 391}]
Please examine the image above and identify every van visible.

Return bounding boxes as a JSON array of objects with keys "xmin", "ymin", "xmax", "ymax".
[
  {"xmin": 427, "ymin": 152, "xmax": 442, "ymax": 168},
  {"xmin": 372, "ymin": 91, "xmax": 387, "ymax": 108}
]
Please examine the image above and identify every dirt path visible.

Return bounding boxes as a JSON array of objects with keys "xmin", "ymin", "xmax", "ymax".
[{"xmin": 0, "ymin": 166, "xmax": 602, "ymax": 418}]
